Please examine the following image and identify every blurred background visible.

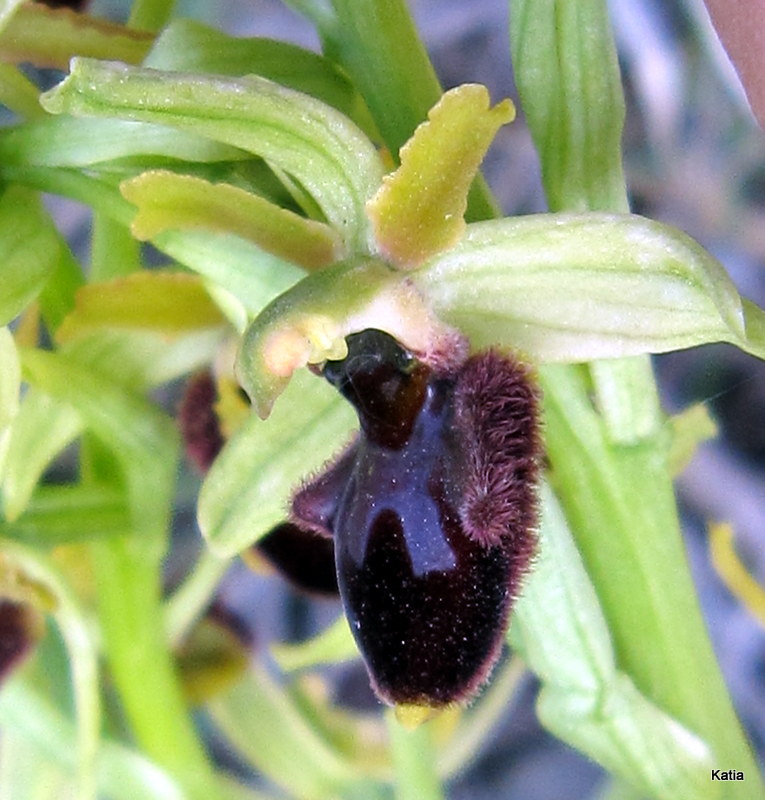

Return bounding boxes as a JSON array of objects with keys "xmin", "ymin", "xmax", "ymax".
[{"xmin": 35, "ymin": 0, "xmax": 765, "ymax": 796}]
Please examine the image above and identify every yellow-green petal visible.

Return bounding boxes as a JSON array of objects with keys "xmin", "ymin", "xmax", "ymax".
[
  {"xmin": 55, "ymin": 271, "xmax": 225, "ymax": 344},
  {"xmin": 121, "ymin": 171, "xmax": 342, "ymax": 270},
  {"xmin": 366, "ymin": 84, "xmax": 514, "ymax": 269}
]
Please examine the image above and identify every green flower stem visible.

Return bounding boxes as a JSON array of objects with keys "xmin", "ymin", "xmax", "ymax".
[
  {"xmin": 128, "ymin": 0, "xmax": 176, "ymax": 33},
  {"xmin": 0, "ymin": 63, "xmax": 45, "ymax": 120},
  {"xmin": 512, "ymin": 0, "xmax": 763, "ymax": 791},
  {"xmin": 436, "ymin": 656, "xmax": 526, "ymax": 779},
  {"xmin": 540, "ymin": 366, "xmax": 762, "ymax": 788},
  {"xmin": 385, "ymin": 711, "xmax": 445, "ymax": 800},
  {"xmin": 312, "ymin": 0, "xmax": 499, "ymax": 221},
  {"xmin": 89, "ymin": 534, "xmax": 219, "ymax": 795},
  {"xmin": 90, "ymin": 213, "xmax": 142, "ymax": 282},
  {"xmin": 0, "ymin": 540, "xmax": 100, "ymax": 800},
  {"xmin": 164, "ymin": 550, "xmax": 231, "ymax": 648}
]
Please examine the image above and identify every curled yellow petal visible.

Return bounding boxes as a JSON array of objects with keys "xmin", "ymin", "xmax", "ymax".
[
  {"xmin": 367, "ymin": 84, "xmax": 514, "ymax": 269},
  {"xmin": 708, "ymin": 522, "xmax": 765, "ymax": 628}
]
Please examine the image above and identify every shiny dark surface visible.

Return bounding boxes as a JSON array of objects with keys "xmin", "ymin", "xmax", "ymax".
[
  {"xmin": 319, "ymin": 330, "xmax": 540, "ymax": 706},
  {"xmin": 257, "ymin": 522, "xmax": 338, "ymax": 597}
]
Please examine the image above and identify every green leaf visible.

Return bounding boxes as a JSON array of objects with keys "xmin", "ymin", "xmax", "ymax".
[
  {"xmin": 1, "ymin": 484, "xmax": 129, "ymax": 544},
  {"xmin": 0, "ymin": 541, "xmax": 101, "ymax": 800},
  {"xmin": 0, "ymin": 167, "xmax": 303, "ymax": 322},
  {"xmin": 0, "ymin": 0, "xmax": 24, "ymax": 33},
  {"xmin": 40, "ymin": 58, "xmax": 384, "ymax": 253},
  {"xmin": 0, "ymin": 117, "xmax": 248, "ymax": 168},
  {"xmin": 0, "ymin": 63, "xmax": 45, "ymax": 120},
  {"xmin": 386, "ymin": 709, "xmax": 445, "ymax": 800},
  {"xmin": 0, "ymin": 328, "xmax": 20, "ymax": 481},
  {"xmin": 18, "ymin": 347, "xmax": 177, "ymax": 548},
  {"xmin": 311, "ymin": 0, "xmax": 498, "ymax": 222},
  {"xmin": 510, "ymin": 0, "xmax": 627, "ymax": 211},
  {"xmin": 121, "ymin": 171, "xmax": 342, "ymax": 269},
  {"xmin": 1, "ymin": 389, "xmax": 82, "ymax": 523},
  {"xmin": 0, "ymin": 680, "xmax": 186, "ymax": 800},
  {"xmin": 147, "ymin": 19, "xmax": 372, "ymax": 131},
  {"xmin": 199, "ymin": 369, "xmax": 356, "ymax": 557},
  {"xmin": 415, "ymin": 213, "xmax": 755, "ymax": 360},
  {"xmin": 207, "ymin": 665, "xmax": 361, "ymax": 800},
  {"xmin": 0, "ymin": 186, "xmax": 59, "ymax": 326},
  {"xmin": 510, "ymin": 486, "xmax": 716, "ymax": 800},
  {"xmin": 367, "ymin": 85, "xmax": 513, "ymax": 268},
  {"xmin": 56, "ymin": 271, "xmax": 226, "ymax": 344},
  {"xmin": 271, "ymin": 614, "xmax": 358, "ymax": 672}
]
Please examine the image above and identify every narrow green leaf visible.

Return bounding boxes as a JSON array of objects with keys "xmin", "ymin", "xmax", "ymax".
[
  {"xmin": 41, "ymin": 58, "xmax": 384, "ymax": 253},
  {"xmin": 121, "ymin": 171, "xmax": 342, "ymax": 269},
  {"xmin": 367, "ymin": 85, "xmax": 513, "ymax": 268},
  {"xmin": 0, "ymin": 680, "xmax": 186, "ymax": 800},
  {"xmin": 0, "ymin": 328, "xmax": 20, "ymax": 481},
  {"xmin": 0, "ymin": 0, "xmax": 24, "ymax": 32},
  {"xmin": 18, "ymin": 347, "xmax": 177, "ymax": 546},
  {"xmin": 0, "ymin": 166, "xmax": 303, "ymax": 319},
  {"xmin": 1, "ymin": 484, "xmax": 129, "ymax": 544},
  {"xmin": 416, "ymin": 213, "xmax": 751, "ymax": 360},
  {"xmin": 0, "ymin": 333, "xmax": 18, "ymax": 392},
  {"xmin": 386, "ymin": 710, "xmax": 445, "ymax": 800},
  {"xmin": 314, "ymin": 0, "xmax": 498, "ymax": 221},
  {"xmin": 510, "ymin": 0, "xmax": 627, "ymax": 211},
  {"xmin": 0, "ymin": 117, "xmax": 248, "ymax": 168},
  {"xmin": 199, "ymin": 369, "xmax": 356, "ymax": 557},
  {"xmin": 510, "ymin": 486, "xmax": 716, "ymax": 800},
  {"xmin": 0, "ymin": 63, "xmax": 45, "ymax": 120},
  {"xmin": 147, "ymin": 19, "xmax": 371, "ymax": 130},
  {"xmin": 0, "ymin": 186, "xmax": 59, "ymax": 326},
  {"xmin": 207, "ymin": 666, "xmax": 360, "ymax": 800},
  {"xmin": 56, "ymin": 271, "xmax": 225, "ymax": 344},
  {"xmin": 37, "ymin": 231, "xmax": 84, "ymax": 335},
  {"xmin": 0, "ymin": 4, "xmax": 152, "ymax": 69},
  {"xmin": 0, "ymin": 541, "xmax": 101, "ymax": 800},
  {"xmin": 1, "ymin": 389, "xmax": 82, "ymax": 522},
  {"xmin": 271, "ymin": 614, "xmax": 358, "ymax": 672}
]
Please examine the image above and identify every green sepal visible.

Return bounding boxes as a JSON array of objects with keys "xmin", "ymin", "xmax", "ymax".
[
  {"xmin": 146, "ymin": 19, "xmax": 374, "ymax": 135},
  {"xmin": 237, "ymin": 257, "xmax": 460, "ymax": 417},
  {"xmin": 415, "ymin": 213, "xmax": 756, "ymax": 360},
  {"xmin": 40, "ymin": 58, "xmax": 384, "ymax": 253}
]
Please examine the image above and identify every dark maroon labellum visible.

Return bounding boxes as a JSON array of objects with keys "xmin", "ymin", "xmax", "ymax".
[
  {"xmin": 0, "ymin": 600, "xmax": 42, "ymax": 685},
  {"xmin": 289, "ymin": 329, "xmax": 541, "ymax": 708}
]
